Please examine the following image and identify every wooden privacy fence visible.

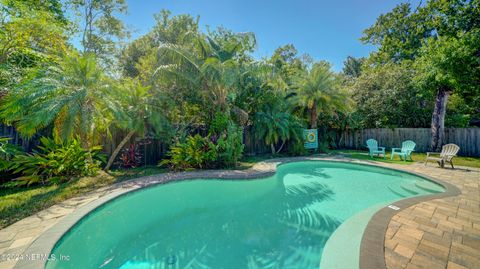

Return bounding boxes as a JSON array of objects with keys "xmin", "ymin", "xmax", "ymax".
[
  {"xmin": 2, "ymin": 124, "xmax": 479, "ymax": 159},
  {"xmin": 340, "ymin": 128, "xmax": 480, "ymax": 157}
]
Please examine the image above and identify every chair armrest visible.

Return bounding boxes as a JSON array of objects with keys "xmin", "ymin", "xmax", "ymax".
[
  {"xmin": 378, "ymin": 147, "xmax": 385, "ymax": 150},
  {"xmin": 444, "ymin": 154, "xmax": 456, "ymax": 161},
  {"xmin": 426, "ymin": 152, "xmax": 440, "ymax": 155},
  {"xmin": 391, "ymin": 148, "xmax": 401, "ymax": 152}
]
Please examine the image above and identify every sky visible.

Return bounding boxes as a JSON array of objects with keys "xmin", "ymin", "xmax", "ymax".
[{"xmin": 121, "ymin": 0, "xmax": 420, "ymax": 71}]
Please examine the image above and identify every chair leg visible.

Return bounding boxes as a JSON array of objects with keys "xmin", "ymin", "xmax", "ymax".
[
  {"xmin": 450, "ymin": 161, "xmax": 454, "ymax": 169},
  {"xmin": 424, "ymin": 159, "xmax": 428, "ymax": 166}
]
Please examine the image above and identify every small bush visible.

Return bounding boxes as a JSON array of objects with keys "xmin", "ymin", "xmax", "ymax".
[
  {"xmin": 216, "ymin": 123, "xmax": 244, "ymax": 166},
  {"xmin": 118, "ymin": 143, "xmax": 142, "ymax": 168},
  {"xmin": 288, "ymin": 138, "xmax": 308, "ymax": 156},
  {"xmin": 161, "ymin": 119, "xmax": 244, "ymax": 171},
  {"xmin": 160, "ymin": 134, "xmax": 217, "ymax": 170},
  {"xmin": 6, "ymin": 137, "xmax": 105, "ymax": 186}
]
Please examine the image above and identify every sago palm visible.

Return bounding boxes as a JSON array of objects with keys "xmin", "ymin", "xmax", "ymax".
[{"xmin": 0, "ymin": 53, "xmax": 111, "ymax": 147}]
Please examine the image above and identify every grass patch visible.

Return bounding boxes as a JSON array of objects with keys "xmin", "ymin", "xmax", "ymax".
[
  {"xmin": 330, "ymin": 149, "xmax": 480, "ymax": 168},
  {"xmin": 0, "ymin": 172, "xmax": 116, "ymax": 228},
  {"xmin": 0, "ymin": 166, "xmax": 167, "ymax": 229}
]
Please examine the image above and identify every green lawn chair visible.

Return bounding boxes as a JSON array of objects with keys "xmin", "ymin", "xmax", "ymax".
[
  {"xmin": 366, "ymin": 139, "xmax": 386, "ymax": 159},
  {"xmin": 391, "ymin": 140, "xmax": 416, "ymax": 161}
]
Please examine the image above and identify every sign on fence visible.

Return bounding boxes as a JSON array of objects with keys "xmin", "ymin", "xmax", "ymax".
[{"xmin": 303, "ymin": 129, "xmax": 318, "ymax": 149}]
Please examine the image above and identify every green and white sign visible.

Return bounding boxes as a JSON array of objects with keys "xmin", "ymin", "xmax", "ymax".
[{"xmin": 303, "ymin": 129, "xmax": 318, "ymax": 149}]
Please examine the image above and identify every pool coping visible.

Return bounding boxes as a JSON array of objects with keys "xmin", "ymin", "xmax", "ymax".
[
  {"xmin": 11, "ymin": 156, "xmax": 461, "ymax": 269},
  {"xmin": 359, "ymin": 168, "xmax": 461, "ymax": 269}
]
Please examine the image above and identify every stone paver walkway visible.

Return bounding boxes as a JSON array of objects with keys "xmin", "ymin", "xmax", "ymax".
[{"xmin": 0, "ymin": 157, "xmax": 478, "ymax": 269}]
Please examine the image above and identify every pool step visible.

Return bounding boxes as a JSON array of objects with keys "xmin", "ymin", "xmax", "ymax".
[
  {"xmin": 387, "ymin": 185, "xmax": 409, "ymax": 197},
  {"xmin": 400, "ymin": 182, "xmax": 422, "ymax": 195},
  {"xmin": 415, "ymin": 180, "xmax": 444, "ymax": 193}
]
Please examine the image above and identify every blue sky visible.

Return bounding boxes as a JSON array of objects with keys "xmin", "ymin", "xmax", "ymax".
[{"xmin": 121, "ymin": 0, "xmax": 420, "ymax": 71}]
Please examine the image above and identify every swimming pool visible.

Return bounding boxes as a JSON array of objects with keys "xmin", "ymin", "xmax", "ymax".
[{"xmin": 45, "ymin": 161, "xmax": 444, "ymax": 269}]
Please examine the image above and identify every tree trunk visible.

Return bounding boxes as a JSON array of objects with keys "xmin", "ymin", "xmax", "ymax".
[
  {"xmin": 430, "ymin": 87, "xmax": 451, "ymax": 151},
  {"xmin": 276, "ymin": 140, "xmax": 286, "ymax": 154},
  {"xmin": 270, "ymin": 143, "xmax": 276, "ymax": 155},
  {"xmin": 104, "ymin": 130, "xmax": 135, "ymax": 171},
  {"xmin": 309, "ymin": 103, "xmax": 317, "ymax": 129}
]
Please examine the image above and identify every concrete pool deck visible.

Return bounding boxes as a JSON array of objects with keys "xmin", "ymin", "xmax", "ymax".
[{"xmin": 0, "ymin": 156, "xmax": 478, "ymax": 269}]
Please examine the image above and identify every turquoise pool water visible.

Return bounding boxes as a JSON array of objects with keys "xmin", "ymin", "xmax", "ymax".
[{"xmin": 46, "ymin": 161, "xmax": 444, "ymax": 269}]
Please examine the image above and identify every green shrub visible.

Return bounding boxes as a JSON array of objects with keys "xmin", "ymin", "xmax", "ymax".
[
  {"xmin": 216, "ymin": 123, "xmax": 244, "ymax": 166},
  {"xmin": 160, "ymin": 134, "xmax": 217, "ymax": 170},
  {"xmin": 6, "ymin": 137, "xmax": 105, "ymax": 186},
  {"xmin": 0, "ymin": 137, "xmax": 23, "ymax": 172},
  {"xmin": 288, "ymin": 138, "xmax": 307, "ymax": 156},
  {"xmin": 161, "ymin": 122, "xmax": 244, "ymax": 171}
]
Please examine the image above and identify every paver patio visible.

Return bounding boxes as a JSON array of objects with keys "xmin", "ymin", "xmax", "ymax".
[{"xmin": 0, "ymin": 157, "xmax": 478, "ymax": 269}]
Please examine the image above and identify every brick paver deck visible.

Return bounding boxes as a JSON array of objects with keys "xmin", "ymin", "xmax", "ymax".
[
  {"xmin": 0, "ymin": 157, "xmax": 478, "ymax": 269},
  {"xmin": 382, "ymin": 164, "xmax": 480, "ymax": 269}
]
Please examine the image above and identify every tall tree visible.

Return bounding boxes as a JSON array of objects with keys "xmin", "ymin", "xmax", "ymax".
[
  {"xmin": 69, "ymin": 0, "xmax": 128, "ymax": 65},
  {"xmin": 119, "ymin": 10, "xmax": 200, "ymax": 78},
  {"xmin": 294, "ymin": 61, "xmax": 350, "ymax": 128},
  {"xmin": 361, "ymin": 0, "xmax": 480, "ymax": 149},
  {"xmin": 0, "ymin": 0, "xmax": 68, "ymax": 95},
  {"xmin": 155, "ymin": 30, "xmax": 256, "ymax": 122},
  {"xmin": 342, "ymin": 56, "xmax": 364, "ymax": 78},
  {"xmin": 415, "ymin": 32, "xmax": 480, "ymax": 150}
]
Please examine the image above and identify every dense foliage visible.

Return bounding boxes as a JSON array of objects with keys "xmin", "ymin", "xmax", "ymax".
[
  {"xmin": 0, "ymin": 0, "xmax": 478, "ymax": 185},
  {"xmin": 6, "ymin": 137, "xmax": 104, "ymax": 186}
]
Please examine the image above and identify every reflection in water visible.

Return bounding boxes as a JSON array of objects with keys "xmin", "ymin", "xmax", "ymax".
[
  {"xmin": 48, "ymin": 161, "xmax": 437, "ymax": 269},
  {"xmin": 105, "ymin": 172, "xmax": 339, "ymax": 269}
]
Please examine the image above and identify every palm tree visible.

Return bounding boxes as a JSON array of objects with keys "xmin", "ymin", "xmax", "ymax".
[
  {"xmin": 154, "ymin": 32, "xmax": 255, "ymax": 118},
  {"xmin": 254, "ymin": 105, "xmax": 302, "ymax": 154},
  {"xmin": 103, "ymin": 79, "xmax": 171, "ymax": 171},
  {"xmin": 294, "ymin": 61, "xmax": 350, "ymax": 128},
  {"xmin": 0, "ymin": 53, "xmax": 111, "ymax": 148},
  {"xmin": 104, "ymin": 80, "xmax": 149, "ymax": 171}
]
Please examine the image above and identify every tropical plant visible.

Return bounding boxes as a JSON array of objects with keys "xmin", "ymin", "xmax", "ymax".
[
  {"xmin": 6, "ymin": 137, "xmax": 104, "ymax": 186},
  {"xmin": 118, "ymin": 143, "xmax": 142, "ymax": 168},
  {"xmin": 161, "ymin": 134, "xmax": 217, "ymax": 170},
  {"xmin": 0, "ymin": 53, "xmax": 113, "ymax": 148},
  {"xmin": 154, "ymin": 30, "xmax": 255, "ymax": 118},
  {"xmin": 294, "ymin": 61, "xmax": 351, "ymax": 128},
  {"xmin": 255, "ymin": 106, "xmax": 302, "ymax": 155},
  {"xmin": 216, "ymin": 126, "xmax": 244, "ymax": 167},
  {"xmin": 210, "ymin": 112, "xmax": 244, "ymax": 167},
  {"xmin": 0, "ymin": 137, "xmax": 23, "ymax": 172},
  {"xmin": 104, "ymin": 79, "xmax": 171, "ymax": 171}
]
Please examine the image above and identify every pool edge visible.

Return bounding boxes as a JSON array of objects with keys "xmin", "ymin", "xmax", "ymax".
[
  {"xmin": 12, "ymin": 156, "xmax": 461, "ymax": 269},
  {"xmin": 359, "ymin": 169, "xmax": 461, "ymax": 269}
]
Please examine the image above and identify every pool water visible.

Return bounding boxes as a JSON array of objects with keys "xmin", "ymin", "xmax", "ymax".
[{"xmin": 46, "ymin": 161, "xmax": 443, "ymax": 269}]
